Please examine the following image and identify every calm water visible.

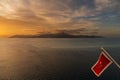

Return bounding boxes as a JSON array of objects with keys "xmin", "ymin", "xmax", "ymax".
[{"xmin": 0, "ymin": 38, "xmax": 119, "ymax": 80}]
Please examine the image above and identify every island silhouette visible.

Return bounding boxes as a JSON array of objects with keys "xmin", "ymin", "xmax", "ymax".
[{"xmin": 10, "ymin": 31, "xmax": 102, "ymax": 38}]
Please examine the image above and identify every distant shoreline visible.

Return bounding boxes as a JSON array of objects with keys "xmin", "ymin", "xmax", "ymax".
[{"xmin": 10, "ymin": 34, "xmax": 103, "ymax": 38}]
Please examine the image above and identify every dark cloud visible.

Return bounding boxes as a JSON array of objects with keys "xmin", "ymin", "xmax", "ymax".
[{"xmin": 55, "ymin": 27, "xmax": 99, "ymax": 35}]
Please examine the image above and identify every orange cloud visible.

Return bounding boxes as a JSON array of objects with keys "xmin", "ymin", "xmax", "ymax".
[{"xmin": 0, "ymin": 16, "xmax": 39, "ymax": 36}]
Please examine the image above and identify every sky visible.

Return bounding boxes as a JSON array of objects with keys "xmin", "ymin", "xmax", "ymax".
[{"xmin": 0, "ymin": 0, "xmax": 120, "ymax": 37}]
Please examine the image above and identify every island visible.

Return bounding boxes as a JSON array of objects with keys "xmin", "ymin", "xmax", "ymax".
[{"xmin": 10, "ymin": 32, "xmax": 103, "ymax": 38}]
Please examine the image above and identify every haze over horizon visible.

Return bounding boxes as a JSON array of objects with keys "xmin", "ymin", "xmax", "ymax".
[{"xmin": 0, "ymin": 0, "xmax": 120, "ymax": 37}]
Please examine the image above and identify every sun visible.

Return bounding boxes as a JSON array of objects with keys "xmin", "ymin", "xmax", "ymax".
[{"xmin": 0, "ymin": 27, "xmax": 11, "ymax": 37}]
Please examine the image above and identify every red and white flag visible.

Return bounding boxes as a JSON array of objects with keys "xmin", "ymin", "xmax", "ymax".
[{"xmin": 91, "ymin": 52, "xmax": 113, "ymax": 77}]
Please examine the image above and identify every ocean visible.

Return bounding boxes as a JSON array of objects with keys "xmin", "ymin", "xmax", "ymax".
[{"xmin": 0, "ymin": 38, "xmax": 119, "ymax": 80}]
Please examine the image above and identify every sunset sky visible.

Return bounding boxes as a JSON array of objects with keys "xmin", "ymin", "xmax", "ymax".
[{"xmin": 0, "ymin": 0, "xmax": 120, "ymax": 37}]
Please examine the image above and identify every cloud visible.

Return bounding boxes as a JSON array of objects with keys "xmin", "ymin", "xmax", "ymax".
[
  {"xmin": 55, "ymin": 27, "xmax": 99, "ymax": 35},
  {"xmin": 0, "ymin": 0, "xmax": 119, "ymax": 22},
  {"xmin": 0, "ymin": 0, "xmax": 120, "ymax": 36},
  {"xmin": 0, "ymin": 0, "xmax": 119, "ymax": 20}
]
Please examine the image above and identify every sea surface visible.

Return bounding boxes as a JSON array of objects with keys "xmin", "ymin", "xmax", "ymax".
[{"xmin": 0, "ymin": 38, "xmax": 119, "ymax": 80}]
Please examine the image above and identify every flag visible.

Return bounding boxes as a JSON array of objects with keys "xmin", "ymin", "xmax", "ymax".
[{"xmin": 91, "ymin": 52, "xmax": 113, "ymax": 77}]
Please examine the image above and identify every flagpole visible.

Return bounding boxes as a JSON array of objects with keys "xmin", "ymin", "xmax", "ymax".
[{"xmin": 101, "ymin": 47, "xmax": 120, "ymax": 68}]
